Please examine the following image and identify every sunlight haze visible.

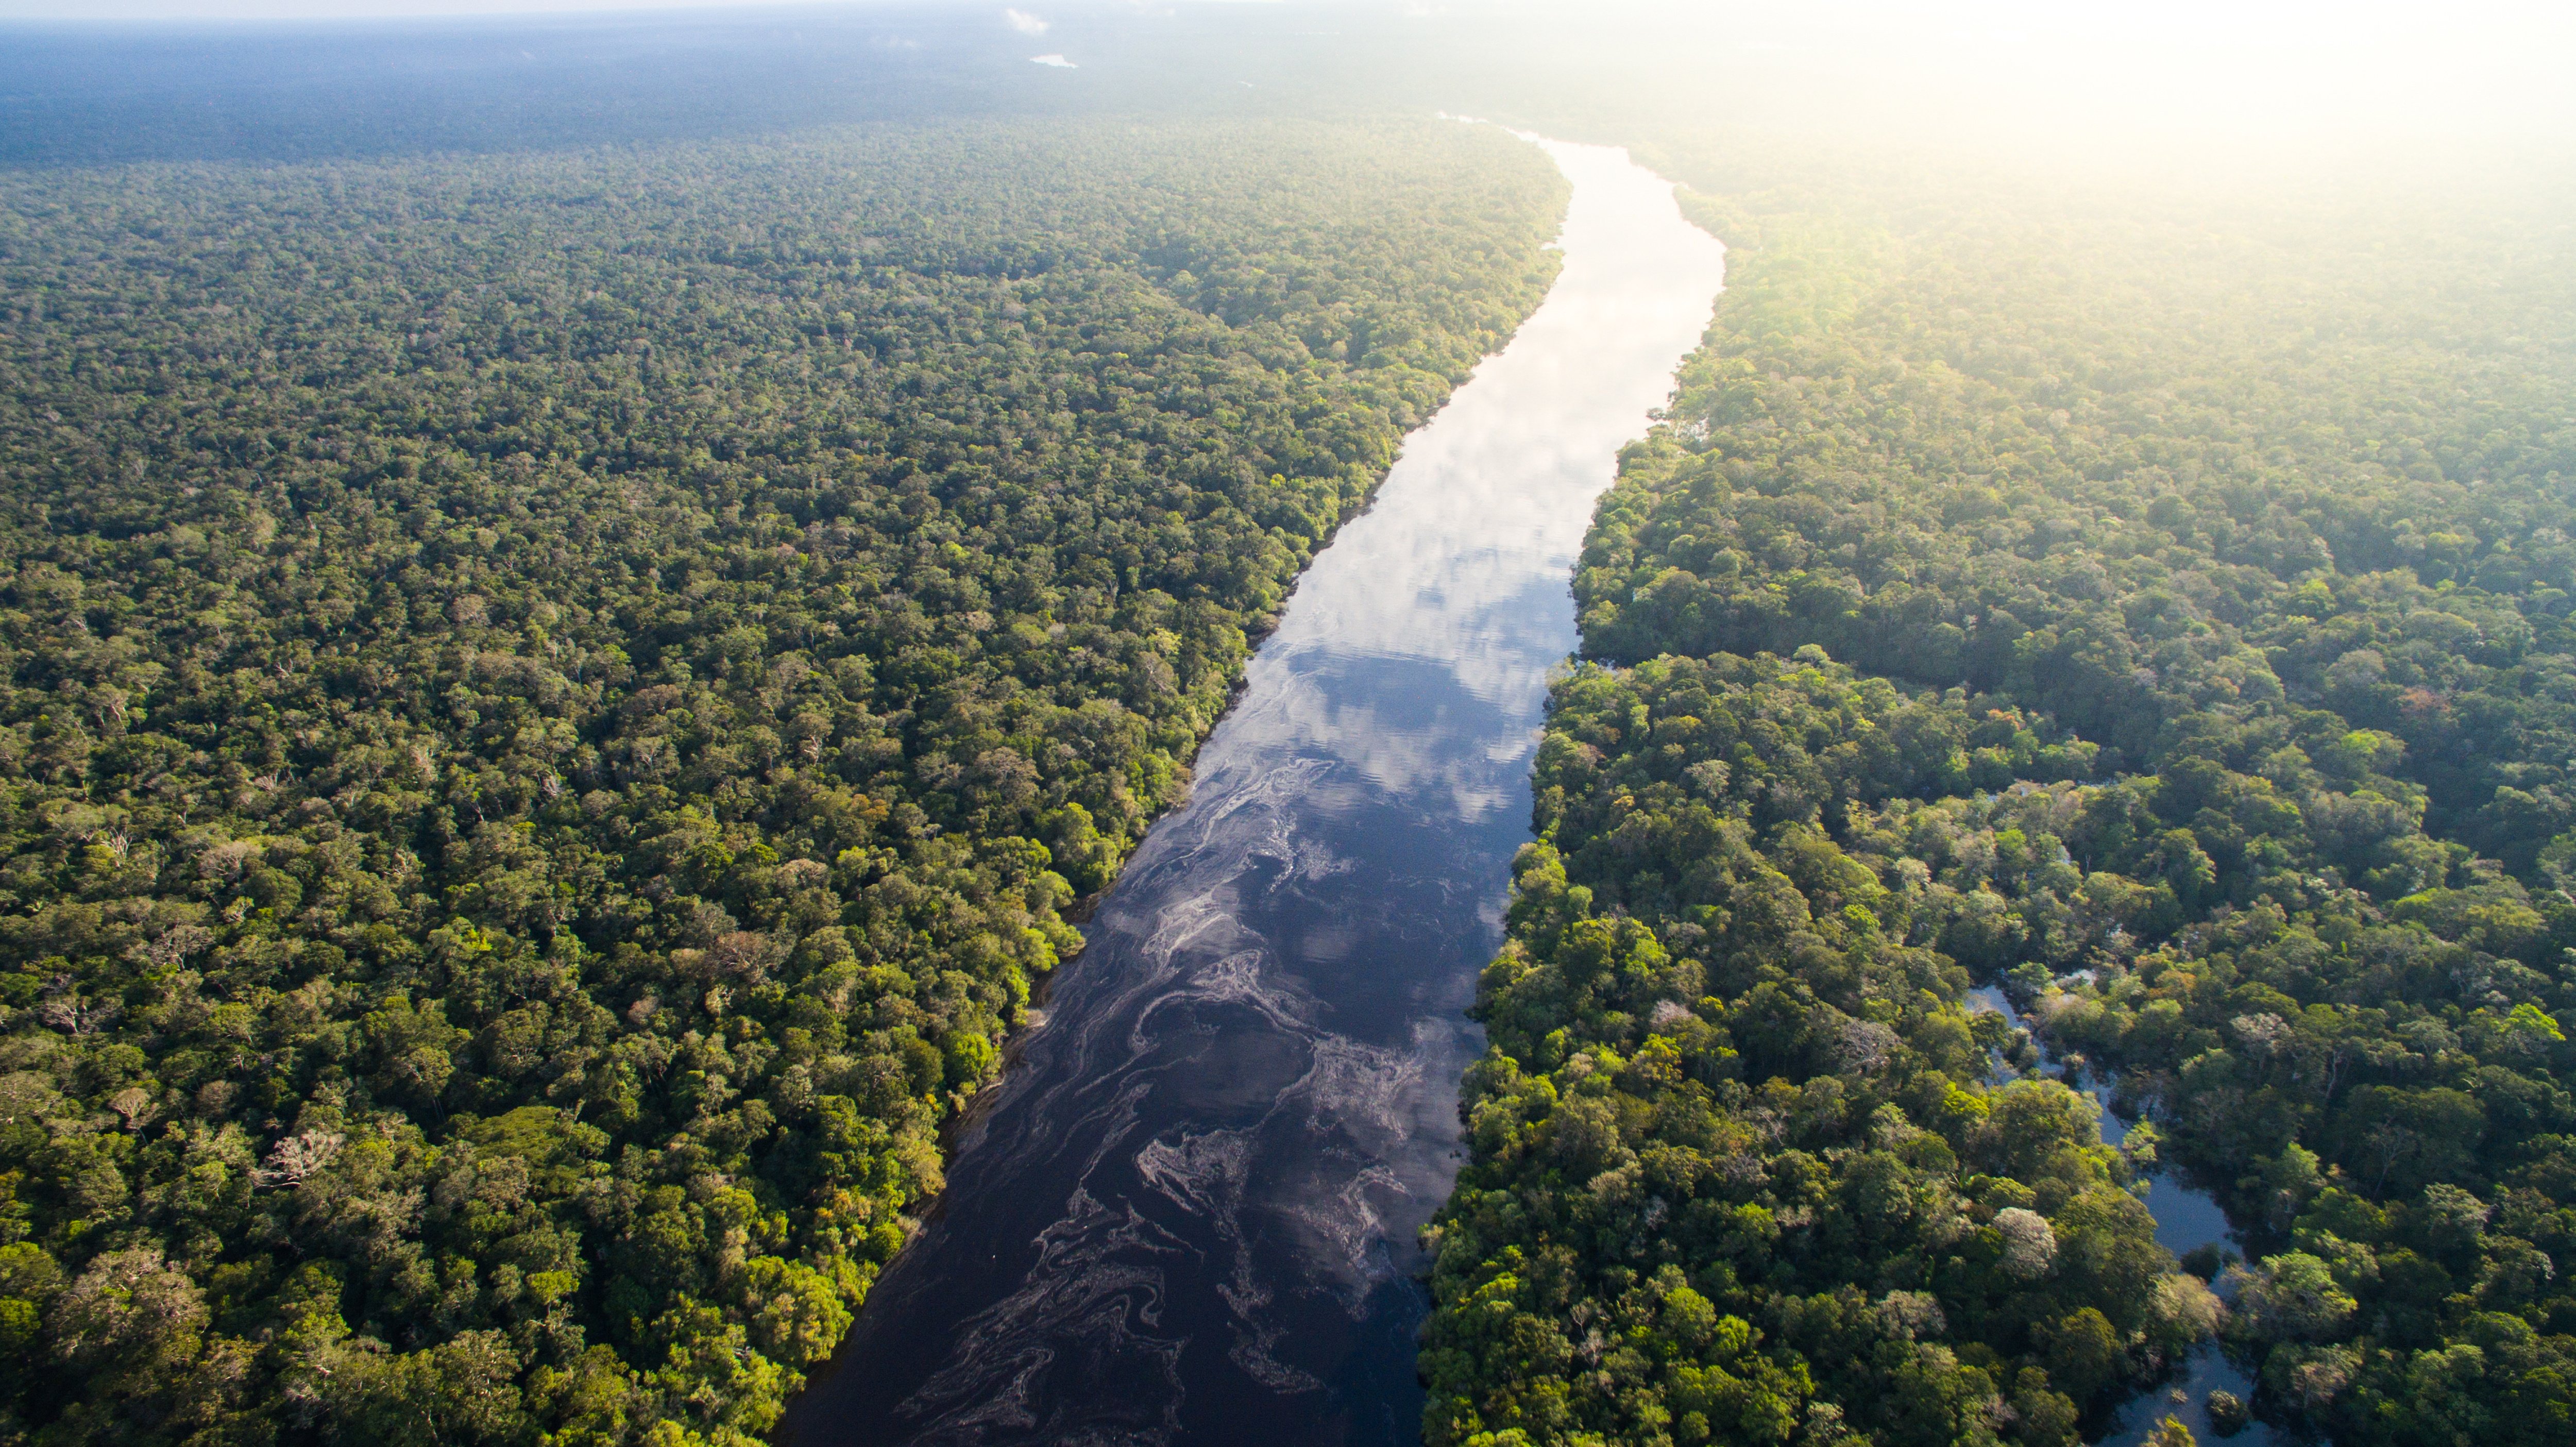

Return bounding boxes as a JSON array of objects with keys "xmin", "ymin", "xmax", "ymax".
[{"xmin": 0, "ymin": 2, "xmax": 2572, "ymax": 1445}]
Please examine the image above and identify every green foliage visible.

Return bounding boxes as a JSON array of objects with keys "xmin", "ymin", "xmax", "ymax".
[
  {"xmin": 1421, "ymin": 654, "xmax": 2205, "ymax": 1447},
  {"xmin": 1430, "ymin": 138, "xmax": 2576, "ymax": 1447},
  {"xmin": 1583, "ymin": 163, "xmax": 2576, "ymax": 882},
  {"xmin": 0, "ymin": 117, "xmax": 1565, "ymax": 1444}
]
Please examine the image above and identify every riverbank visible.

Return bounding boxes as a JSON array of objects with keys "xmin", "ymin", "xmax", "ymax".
[{"xmin": 775, "ymin": 135, "xmax": 1727, "ymax": 1445}]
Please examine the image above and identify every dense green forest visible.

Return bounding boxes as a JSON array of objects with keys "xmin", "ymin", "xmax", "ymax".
[
  {"xmin": 1423, "ymin": 139, "xmax": 2576, "ymax": 1447},
  {"xmin": 0, "ymin": 117, "xmax": 1564, "ymax": 1445}
]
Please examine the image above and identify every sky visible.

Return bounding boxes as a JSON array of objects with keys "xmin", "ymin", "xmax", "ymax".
[
  {"xmin": 0, "ymin": 0, "xmax": 975, "ymax": 14},
  {"xmin": 1, "ymin": 0, "xmax": 892, "ymax": 14},
  {"xmin": 0, "ymin": 0, "xmax": 2550, "ymax": 26},
  {"xmin": 2, "ymin": 0, "xmax": 2568, "ymax": 161}
]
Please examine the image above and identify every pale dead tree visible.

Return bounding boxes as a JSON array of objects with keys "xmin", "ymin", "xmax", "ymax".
[
  {"xmin": 144, "ymin": 925, "xmax": 215, "ymax": 970},
  {"xmin": 1875, "ymin": 1290, "xmax": 1948, "ymax": 1340},
  {"xmin": 253, "ymin": 1129, "xmax": 347, "ymax": 1189},
  {"xmin": 196, "ymin": 839, "xmax": 261, "ymax": 883},
  {"xmin": 2284, "ymin": 1347, "xmax": 2361, "ymax": 1410},
  {"xmin": 699, "ymin": 930, "xmax": 786, "ymax": 986},
  {"xmin": 37, "ymin": 991, "xmax": 119, "ymax": 1038},
  {"xmin": 1994, "ymin": 1207, "xmax": 2059, "ymax": 1278},
  {"xmin": 1834, "ymin": 1017, "xmax": 1900, "ymax": 1074},
  {"xmin": 2232, "ymin": 1012, "xmax": 2293, "ymax": 1057},
  {"xmin": 107, "ymin": 1086, "xmax": 156, "ymax": 1132}
]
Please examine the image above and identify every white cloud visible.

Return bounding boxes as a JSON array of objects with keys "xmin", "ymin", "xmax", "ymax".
[
  {"xmin": 1004, "ymin": 8, "xmax": 1048, "ymax": 36},
  {"xmin": 1030, "ymin": 53, "xmax": 1076, "ymax": 68}
]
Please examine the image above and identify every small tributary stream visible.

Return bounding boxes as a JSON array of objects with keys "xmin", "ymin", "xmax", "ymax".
[
  {"xmin": 1967, "ymin": 987, "xmax": 2278, "ymax": 1447},
  {"xmin": 777, "ymin": 134, "xmax": 1731, "ymax": 1445}
]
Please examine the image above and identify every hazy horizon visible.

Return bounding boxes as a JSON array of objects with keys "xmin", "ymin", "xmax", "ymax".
[
  {"xmin": 1, "ymin": 3, "xmax": 2573, "ymax": 1446},
  {"xmin": 4, "ymin": 0, "xmax": 2567, "ymax": 162}
]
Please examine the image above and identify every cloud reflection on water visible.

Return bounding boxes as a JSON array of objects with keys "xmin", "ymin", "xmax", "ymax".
[{"xmin": 780, "ymin": 134, "xmax": 1725, "ymax": 1447}]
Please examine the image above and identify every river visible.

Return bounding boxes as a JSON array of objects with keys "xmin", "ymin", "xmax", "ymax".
[{"xmin": 775, "ymin": 133, "xmax": 1730, "ymax": 1445}]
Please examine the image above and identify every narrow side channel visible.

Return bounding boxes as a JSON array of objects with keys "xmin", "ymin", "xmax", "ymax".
[
  {"xmin": 1968, "ymin": 987, "xmax": 2277, "ymax": 1447},
  {"xmin": 778, "ymin": 135, "xmax": 1727, "ymax": 1447}
]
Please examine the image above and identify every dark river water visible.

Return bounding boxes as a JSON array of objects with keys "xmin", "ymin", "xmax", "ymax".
[{"xmin": 776, "ymin": 133, "xmax": 1729, "ymax": 1446}]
